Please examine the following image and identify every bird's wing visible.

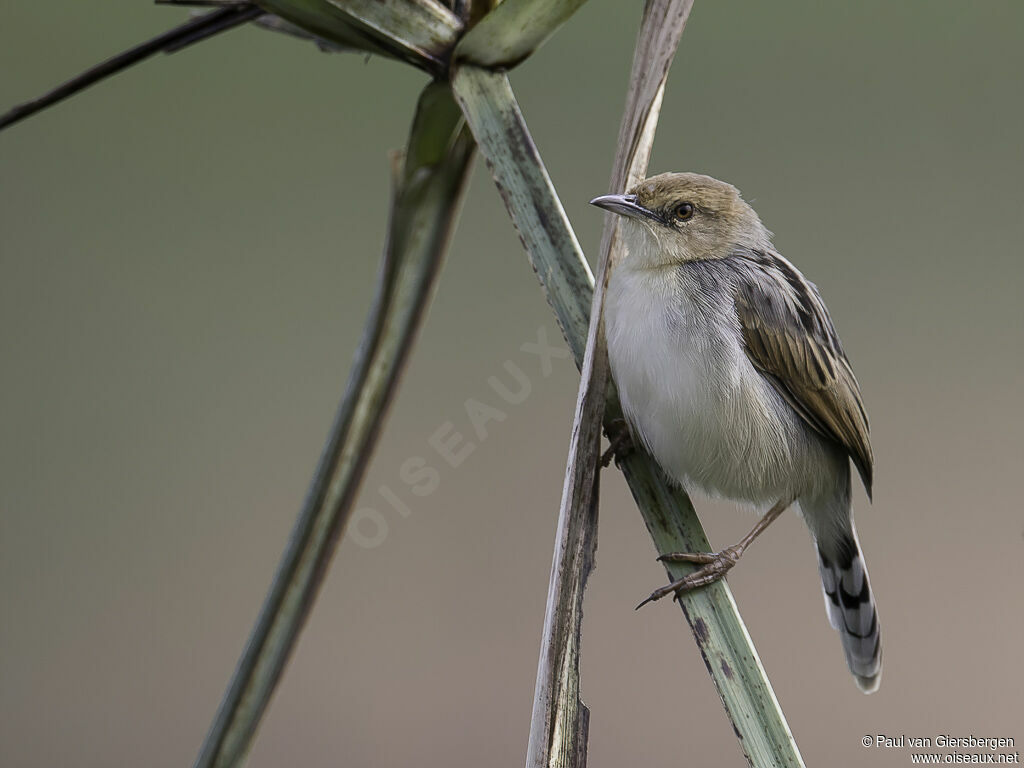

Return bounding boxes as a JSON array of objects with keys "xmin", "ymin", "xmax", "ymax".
[{"xmin": 731, "ymin": 250, "xmax": 873, "ymax": 495}]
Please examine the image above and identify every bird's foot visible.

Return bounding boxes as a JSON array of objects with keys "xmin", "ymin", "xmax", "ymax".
[
  {"xmin": 636, "ymin": 545, "xmax": 742, "ymax": 609},
  {"xmin": 601, "ymin": 418, "xmax": 634, "ymax": 468}
]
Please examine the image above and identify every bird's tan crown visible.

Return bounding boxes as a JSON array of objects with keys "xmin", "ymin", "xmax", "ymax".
[{"xmin": 629, "ymin": 172, "xmax": 745, "ymax": 220}]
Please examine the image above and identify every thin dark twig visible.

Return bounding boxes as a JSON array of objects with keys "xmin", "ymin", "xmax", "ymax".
[
  {"xmin": 0, "ymin": 5, "xmax": 262, "ymax": 133},
  {"xmin": 155, "ymin": 1, "xmax": 250, "ymax": 6}
]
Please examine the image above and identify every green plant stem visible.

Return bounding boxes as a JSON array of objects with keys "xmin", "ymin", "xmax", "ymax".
[
  {"xmin": 192, "ymin": 81, "xmax": 475, "ymax": 768},
  {"xmin": 452, "ymin": 63, "xmax": 806, "ymax": 768}
]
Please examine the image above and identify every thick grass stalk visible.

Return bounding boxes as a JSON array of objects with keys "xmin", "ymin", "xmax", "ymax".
[
  {"xmin": 192, "ymin": 81, "xmax": 474, "ymax": 768},
  {"xmin": 452, "ymin": 64, "xmax": 806, "ymax": 767}
]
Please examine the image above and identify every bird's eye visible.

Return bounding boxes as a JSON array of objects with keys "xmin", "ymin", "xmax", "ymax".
[{"xmin": 674, "ymin": 202, "xmax": 695, "ymax": 221}]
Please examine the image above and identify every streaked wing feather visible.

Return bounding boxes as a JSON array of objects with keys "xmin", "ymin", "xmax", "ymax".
[{"xmin": 733, "ymin": 251, "xmax": 874, "ymax": 495}]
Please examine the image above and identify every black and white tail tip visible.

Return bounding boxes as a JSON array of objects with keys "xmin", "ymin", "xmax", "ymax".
[{"xmin": 818, "ymin": 533, "xmax": 882, "ymax": 693}]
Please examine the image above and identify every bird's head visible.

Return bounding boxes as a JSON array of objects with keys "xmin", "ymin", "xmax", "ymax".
[{"xmin": 590, "ymin": 172, "xmax": 770, "ymax": 268}]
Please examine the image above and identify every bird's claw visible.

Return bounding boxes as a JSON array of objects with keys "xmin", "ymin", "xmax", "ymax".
[
  {"xmin": 601, "ymin": 418, "xmax": 634, "ymax": 468},
  {"xmin": 637, "ymin": 546, "xmax": 742, "ymax": 609}
]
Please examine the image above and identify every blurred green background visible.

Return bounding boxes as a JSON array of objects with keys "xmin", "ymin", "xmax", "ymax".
[{"xmin": 2, "ymin": 2, "xmax": 1022, "ymax": 766}]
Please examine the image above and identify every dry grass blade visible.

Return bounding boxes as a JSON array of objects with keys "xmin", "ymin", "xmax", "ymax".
[
  {"xmin": 451, "ymin": 66, "xmax": 598, "ymax": 768},
  {"xmin": 522, "ymin": 312, "xmax": 599, "ymax": 768},
  {"xmin": 453, "ymin": 49, "xmax": 806, "ymax": 764},
  {"xmin": 455, "ymin": 0, "xmax": 591, "ymax": 68},
  {"xmin": 255, "ymin": 0, "xmax": 462, "ymax": 74},
  {"xmin": 523, "ymin": 3, "xmax": 691, "ymax": 765},
  {"xmin": 192, "ymin": 82, "xmax": 475, "ymax": 768}
]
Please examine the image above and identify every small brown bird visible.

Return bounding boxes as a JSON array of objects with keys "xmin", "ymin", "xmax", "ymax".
[{"xmin": 591, "ymin": 172, "xmax": 881, "ymax": 692}]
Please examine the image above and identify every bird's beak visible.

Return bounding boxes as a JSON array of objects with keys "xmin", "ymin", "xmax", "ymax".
[{"xmin": 589, "ymin": 193, "xmax": 656, "ymax": 221}]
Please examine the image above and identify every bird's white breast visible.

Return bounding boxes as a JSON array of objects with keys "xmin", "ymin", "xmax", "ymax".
[{"xmin": 605, "ymin": 260, "xmax": 826, "ymax": 505}]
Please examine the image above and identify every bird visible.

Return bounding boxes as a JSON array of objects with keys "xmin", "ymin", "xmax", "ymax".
[{"xmin": 590, "ymin": 172, "xmax": 881, "ymax": 693}]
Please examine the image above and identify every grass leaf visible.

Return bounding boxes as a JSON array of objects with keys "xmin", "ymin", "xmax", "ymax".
[{"xmin": 522, "ymin": 3, "xmax": 697, "ymax": 761}]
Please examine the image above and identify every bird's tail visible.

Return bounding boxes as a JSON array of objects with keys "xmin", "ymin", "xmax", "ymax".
[{"xmin": 817, "ymin": 529, "xmax": 882, "ymax": 693}]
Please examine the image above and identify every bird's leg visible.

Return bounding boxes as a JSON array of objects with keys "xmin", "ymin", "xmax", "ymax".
[
  {"xmin": 637, "ymin": 498, "xmax": 791, "ymax": 609},
  {"xmin": 601, "ymin": 418, "xmax": 634, "ymax": 468}
]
